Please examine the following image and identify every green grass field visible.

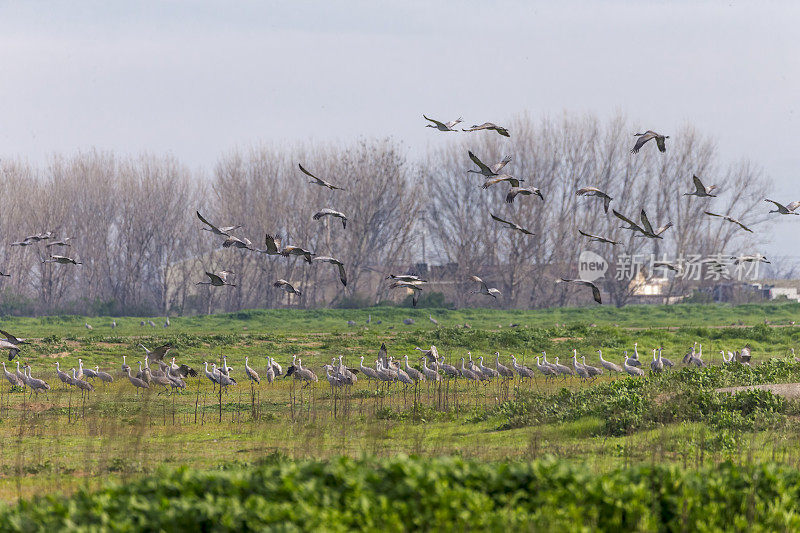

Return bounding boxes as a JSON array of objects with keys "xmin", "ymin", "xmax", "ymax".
[{"xmin": 0, "ymin": 302, "xmax": 799, "ymax": 529}]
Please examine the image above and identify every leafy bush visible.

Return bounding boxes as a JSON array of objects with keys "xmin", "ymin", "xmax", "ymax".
[
  {"xmin": 6, "ymin": 457, "xmax": 800, "ymax": 531},
  {"xmin": 499, "ymin": 370, "xmax": 792, "ymax": 436}
]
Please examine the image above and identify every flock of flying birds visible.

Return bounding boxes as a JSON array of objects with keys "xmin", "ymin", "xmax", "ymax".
[
  {"xmin": 1, "ymin": 118, "xmax": 797, "ymax": 307},
  {"xmin": 420, "ymin": 116, "xmax": 796, "ymax": 304}
]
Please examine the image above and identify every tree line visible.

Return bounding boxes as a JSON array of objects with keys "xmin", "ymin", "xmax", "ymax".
[{"xmin": 0, "ymin": 113, "xmax": 774, "ymax": 315}]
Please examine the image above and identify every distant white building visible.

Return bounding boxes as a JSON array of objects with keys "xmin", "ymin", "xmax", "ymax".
[{"xmin": 770, "ymin": 287, "xmax": 800, "ymax": 302}]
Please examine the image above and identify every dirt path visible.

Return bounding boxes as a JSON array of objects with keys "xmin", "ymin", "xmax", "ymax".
[{"xmin": 717, "ymin": 383, "xmax": 800, "ymax": 399}]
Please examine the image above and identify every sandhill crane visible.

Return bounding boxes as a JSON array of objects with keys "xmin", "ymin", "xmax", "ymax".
[
  {"xmin": 578, "ymin": 230, "xmax": 620, "ymax": 245},
  {"xmin": 359, "ymin": 356, "xmax": 380, "ymax": 381},
  {"xmin": 45, "ymin": 238, "xmax": 71, "ymax": 248},
  {"xmin": 765, "ymin": 199, "xmax": 800, "ymax": 215},
  {"xmin": 72, "ymin": 369, "xmax": 94, "ymax": 394},
  {"xmin": 733, "ymin": 254, "xmax": 770, "ymax": 264},
  {"xmin": 459, "ymin": 358, "xmax": 480, "ymax": 383},
  {"xmin": 374, "ymin": 360, "xmax": 395, "ymax": 384},
  {"xmin": 293, "ymin": 359, "xmax": 318, "ymax": 386},
  {"xmin": 423, "ymin": 115, "xmax": 462, "ymax": 131},
  {"xmin": 138, "ymin": 343, "xmax": 173, "ymax": 363},
  {"xmin": 415, "ymin": 346, "xmax": 438, "ymax": 365},
  {"xmin": 580, "ymin": 356, "xmax": 603, "ymax": 378},
  {"xmin": 420, "ymin": 358, "xmax": 441, "ymax": 382},
  {"xmin": 324, "ymin": 365, "xmax": 343, "ymax": 389},
  {"xmin": 494, "ymin": 353, "xmax": 514, "ymax": 379},
  {"xmin": 682, "ymin": 343, "xmax": 696, "ymax": 364},
  {"xmin": 120, "ymin": 355, "xmax": 131, "ymax": 376},
  {"xmin": 15, "ymin": 360, "xmax": 27, "ymax": 385},
  {"xmin": 211, "ymin": 364, "xmax": 235, "ymax": 390},
  {"xmin": 389, "ymin": 280, "xmax": 422, "ymax": 307},
  {"xmin": 243, "ymin": 357, "xmax": 260, "ymax": 384},
  {"xmin": 164, "ymin": 366, "xmax": 185, "ymax": 392},
  {"xmin": 535, "ymin": 356, "xmax": 556, "ymax": 380},
  {"xmin": 556, "ymin": 278, "xmax": 602, "ymax": 304},
  {"xmin": 203, "ymin": 362, "xmax": 219, "ymax": 388},
  {"xmin": 631, "ymin": 344, "xmax": 643, "ymax": 367},
  {"xmin": 468, "ymin": 151, "xmax": 512, "ymax": 177},
  {"xmin": 269, "ymin": 358, "xmax": 283, "ymax": 376},
  {"xmin": 281, "ymin": 245, "xmax": 314, "ymax": 263},
  {"xmin": 313, "ymin": 257, "xmax": 347, "ymax": 287},
  {"xmin": 55, "ymin": 362, "xmax": 74, "ymax": 387},
  {"xmin": 463, "ymin": 122, "xmax": 510, "ymax": 137},
  {"xmin": 737, "ymin": 346, "xmax": 752, "ymax": 365},
  {"xmin": 198, "ymin": 271, "xmax": 236, "ymax": 287},
  {"xmin": 0, "ymin": 339, "xmax": 20, "ymax": 360},
  {"xmin": 196, "ymin": 211, "xmax": 242, "ymax": 236},
  {"xmin": 24, "ymin": 366, "xmax": 50, "ymax": 395},
  {"xmin": 136, "ymin": 361, "xmax": 150, "ymax": 383},
  {"xmin": 659, "ymin": 349, "xmax": 674, "ymax": 368},
  {"xmin": 335, "ymin": 356, "xmax": 357, "ymax": 385},
  {"xmin": 42, "ymin": 255, "xmax": 81, "ymax": 265},
  {"xmin": 510, "ymin": 354, "xmax": 536, "ymax": 381},
  {"xmin": 111, "ymin": 320, "xmax": 117, "ymax": 329},
  {"xmin": 2, "ymin": 362, "xmax": 22, "ymax": 388},
  {"xmin": 576, "ymin": 187, "xmax": 613, "ymax": 213},
  {"xmin": 541, "ymin": 353, "xmax": 559, "ymax": 374},
  {"xmin": 265, "ymin": 357, "xmax": 276, "ymax": 384},
  {"xmin": 94, "ymin": 366, "xmax": 113, "ymax": 384},
  {"xmin": 213, "ymin": 271, "xmax": 235, "ymax": 285},
  {"xmin": 631, "ymin": 130, "xmax": 668, "ymax": 153},
  {"xmin": 298, "ymin": 163, "xmax": 344, "ymax": 190},
  {"xmin": 613, "ymin": 209, "xmax": 672, "ymax": 239},
  {"xmin": 429, "ymin": 315, "xmax": 439, "ymax": 327},
  {"xmin": 221, "ymin": 356, "xmax": 234, "ymax": 378},
  {"xmin": 438, "ymin": 357, "xmax": 459, "ymax": 379},
  {"xmin": 596, "ymin": 350, "xmax": 622, "ymax": 373},
  {"xmin": 221, "ymin": 235, "xmax": 253, "ymax": 250},
  {"xmin": 313, "ymin": 208, "xmax": 348, "ymax": 229},
  {"xmin": 572, "ymin": 352, "xmax": 590, "ymax": 381},
  {"xmin": 82, "ymin": 364, "xmax": 98, "ymax": 380},
  {"xmin": 0, "ymin": 330, "xmax": 28, "ymax": 346},
  {"xmin": 403, "ymin": 355, "xmax": 425, "ymax": 383},
  {"xmin": 74, "ymin": 359, "xmax": 85, "ymax": 380},
  {"xmin": 168, "ymin": 358, "xmax": 196, "ymax": 378},
  {"xmin": 126, "ymin": 366, "xmax": 149, "ymax": 394},
  {"xmin": 490, "ymin": 213, "xmax": 534, "ymax": 235},
  {"xmin": 650, "ymin": 349, "xmax": 664, "ymax": 374},
  {"xmin": 274, "ymin": 279, "xmax": 302, "ymax": 297},
  {"xmin": 84, "ymin": 323, "xmax": 93, "ymax": 331},
  {"xmin": 12, "ymin": 232, "xmax": 47, "ymax": 245},
  {"xmin": 623, "ymin": 356, "xmax": 644, "ymax": 376},
  {"xmin": 506, "ymin": 186, "xmax": 543, "ymax": 204},
  {"xmin": 386, "ymin": 274, "xmax": 427, "ymax": 283},
  {"xmin": 466, "ymin": 353, "xmax": 482, "ymax": 376},
  {"xmin": 703, "ymin": 211, "xmax": 753, "ymax": 232},
  {"xmin": 478, "ymin": 356, "xmax": 499, "ymax": 379},
  {"xmin": 689, "ymin": 344, "xmax": 707, "ymax": 367},
  {"xmin": 470, "ymin": 275, "xmax": 501, "ymax": 298},
  {"xmin": 551, "ymin": 357, "xmax": 573, "ymax": 379},
  {"xmin": 255, "ymin": 234, "xmax": 282, "ymax": 256},
  {"xmin": 395, "ymin": 365, "xmax": 414, "ymax": 389},
  {"xmin": 613, "ymin": 209, "xmax": 646, "ymax": 235},
  {"xmin": 684, "ymin": 175, "xmax": 717, "ymax": 197},
  {"xmin": 481, "ymin": 174, "xmax": 523, "ymax": 189}
]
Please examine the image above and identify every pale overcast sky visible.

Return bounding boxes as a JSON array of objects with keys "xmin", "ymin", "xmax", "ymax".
[{"xmin": 0, "ymin": 1, "xmax": 797, "ymax": 256}]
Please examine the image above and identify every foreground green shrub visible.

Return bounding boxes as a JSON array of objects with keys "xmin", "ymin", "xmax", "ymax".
[{"xmin": 4, "ymin": 457, "xmax": 800, "ymax": 531}]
